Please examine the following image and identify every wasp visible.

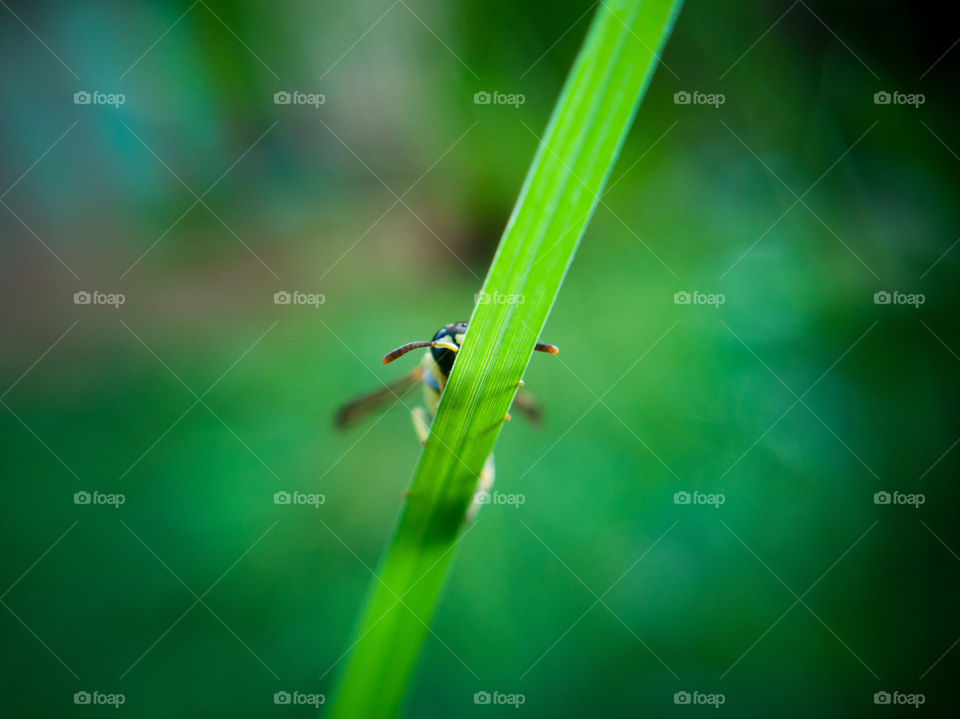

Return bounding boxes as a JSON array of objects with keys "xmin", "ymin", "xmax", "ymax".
[{"xmin": 335, "ymin": 321, "xmax": 558, "ymax": 518}]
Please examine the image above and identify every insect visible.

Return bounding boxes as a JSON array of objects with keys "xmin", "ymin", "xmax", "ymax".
[{"xmin": 335, "ymin": 321, "xmax": 558, "ymax": 518}]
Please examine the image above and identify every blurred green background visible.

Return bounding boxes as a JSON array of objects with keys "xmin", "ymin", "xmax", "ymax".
[{"xmin": 2, "ymin": 0, "xmax": 959, "ymax": 716}]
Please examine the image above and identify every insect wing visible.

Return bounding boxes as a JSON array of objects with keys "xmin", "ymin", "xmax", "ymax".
[{"xmin": 334, "ymin": 367, "xmax": 423, "ymax": 429}]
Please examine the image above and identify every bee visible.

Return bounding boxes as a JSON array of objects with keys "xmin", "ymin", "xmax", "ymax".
[{"xmin": 335, "ymin": 321, "xmax": 558, "ymax": 518}]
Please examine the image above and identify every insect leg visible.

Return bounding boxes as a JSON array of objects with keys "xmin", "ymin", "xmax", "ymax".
[
  {"xmin": 410, "ymin": 406, "xmax": 432, "ymax": 445},
  {"xmin": 465, "ymin": 453, "xmax": 496, "ymax": 523}
]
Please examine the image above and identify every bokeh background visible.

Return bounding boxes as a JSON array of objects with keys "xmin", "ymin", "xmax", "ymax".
[{"xmin": 2, "ymin": 0, "xmax": 959, "ymax": 716}]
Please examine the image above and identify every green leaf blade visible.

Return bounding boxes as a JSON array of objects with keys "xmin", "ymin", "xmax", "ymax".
[{"xmin": 328, "ymin": 1, "xmax": 683, "ymax": 715}]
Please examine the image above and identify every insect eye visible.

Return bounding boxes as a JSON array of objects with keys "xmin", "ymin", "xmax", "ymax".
[{"xmin": 430, "ymin": 344, "xmax": 456, "ymax": 375}]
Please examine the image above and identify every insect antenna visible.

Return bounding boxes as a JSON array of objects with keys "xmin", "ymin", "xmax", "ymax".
[
  {"xmin": 382, "ymin": 340, "xmax": 460, "ymax": 365},
  {"xmin": 382, "ymin": 338, "xmax": 555, "ymax": 365}
]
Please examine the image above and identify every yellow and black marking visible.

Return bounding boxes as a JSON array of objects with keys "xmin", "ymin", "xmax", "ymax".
[{"xmin": 335, "ymin": 321, "xmax": 558, "ymax": 520}]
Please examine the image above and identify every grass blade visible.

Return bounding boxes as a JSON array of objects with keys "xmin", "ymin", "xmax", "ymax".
[{"xmin": 328, "ymin": 0, "xmax": 683, "ymax": 715}]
